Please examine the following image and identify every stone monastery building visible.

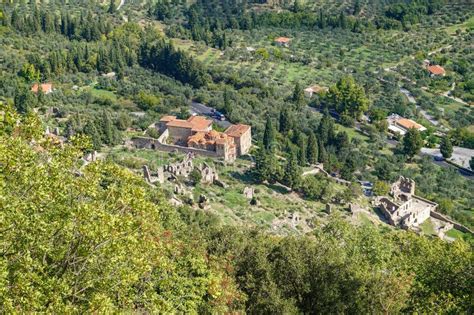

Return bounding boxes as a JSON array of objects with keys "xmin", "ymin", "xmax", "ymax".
[{"xmin": 154, "ymin": 115, "xmax": 251, "ymax": 162}]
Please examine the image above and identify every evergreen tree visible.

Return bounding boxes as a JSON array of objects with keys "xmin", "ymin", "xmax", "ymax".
[
  {"xmin": 223, "ymin": 88, "xmax": 233, "ymax": 117},
  {"xmin": 340, "ymin": 155, "xmax": 356, "ymax": 181},
  {"xmin": 108, "ymin": 0, "xmax": 117, "ymax": 13},
  {"xmin": 292, "ymin": 82, "xmax": 305, "ymax": 110},
  {"xmin": 296, "ymin": 132, "xmax": 307, "ymax": 166},
  {"xmin": 83, "ymin": 120, "xmax": 102, "ymax": 150},
  {"xmin": 100, "ymin": 111, "xmax": 120, "ymax": 145},
  {"xmin": 279, "ymin": 107, "xmax": 292, "ymax": 134},
  {"xmin": 283, "ymin": 149, "xmax": 301, "ymax": 189},
  {"xmin": 318, "ymin": 110, "xmax": 335, "ymax": 146},
  {"xmin": 307, "ymin": 132, "xmax": 319, "ymax": 165},
  {"xmin": 402, "ymin": 128, "xmax": 423, "ymax": 160},
  {"xmin": 440, "ymin": 136, "xmax": 453, "ymax": 159},
  {"xmin": 14, "ymin": 88, "xmax": 36, "ymax": 114},
  {"xmin": 353, "ymin": 0, "xmax": 361, "ymax": 15},
  {"xmin": 335, "ymin": 131, "xmax": 350, "ymax": 152},
  {"xmin": 318, "ymin": 139, "xmax": 327, "ymax": 164},
  {"xmin": 263, "ymin": 117, "xmax": 276, "ymax": 151}
]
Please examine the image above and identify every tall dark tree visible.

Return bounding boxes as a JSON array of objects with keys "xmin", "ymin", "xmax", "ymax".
[
  {"xmin": 292, "ymin": 82, "xmax": 305, "ymax": 110},
  {"xmin": 318, "ymin": 110, "xmax": 335, "ymax": 146},
  {"xmin": 283, "ymin": 149, "xmax": 301, "ymax": 189},
  {"xmin": 296, "ymin": 132, "xmax": 307, "ymax": 166},
  {"xmin": 263, "ymin": 117, "xmax": 276, "ymax": 151},
  {"xmin": 440, "ymin": 136, "xmax": 453, "ymax": 159},
  {"xmin": 279, "ymin": 107, "xmax": 292, "ymax": 134},
  {"xmin": 108, "ymin": 0, "xmax": 117, "ymax": 13},
  {"xmin": 318, "ymin": 139, "xmax": 327, "ymax": 164},
  {"xmin": 14, "ymin": 88, "xmax": 36, "ymax": 114},
  {"xmin": 307, "ymin": 132, "xmax": 319, "ymax": 165}
]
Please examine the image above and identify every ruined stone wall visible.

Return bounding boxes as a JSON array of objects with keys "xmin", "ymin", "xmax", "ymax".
[
  {"xmin": 131, "ymin": 136, "xmax": 220, "ymax": 158},
  {"xmin": 430, "ymin": 211, "xmax": 474, "ymax": 234}
]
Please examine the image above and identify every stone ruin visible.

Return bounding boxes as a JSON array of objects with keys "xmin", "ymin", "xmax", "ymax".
[
  {"xmin": 142, "ymin": 165, "xmax": 165, "ymax": 185},
  {"xmin": 164, "ymin": 152, "xmax": 194, "ymax": 177},
  {"xmin": 243, "ymin": 186, "xmax": 254, "ymax": 199},
  {"xmin": 142, "ymin": 152, "xmax": 221, "ymax": 189},
  {"xmin": 377, "ymin": 176, "xmax": 436, "ymax": 229},
  {"xmin": 196, "ymin": 163, "xmax": 219, "ymax": 184}
]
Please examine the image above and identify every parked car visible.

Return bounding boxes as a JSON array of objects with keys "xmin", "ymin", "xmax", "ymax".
[{"xmin": 210, "ymin": 109, "xmax": 225, "ymax": 121}]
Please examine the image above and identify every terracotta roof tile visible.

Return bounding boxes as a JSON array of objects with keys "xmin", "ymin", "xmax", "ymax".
[
  {"xmin": 31, "ymin": 83, "xmax": 53, "ymax": 93},
  {"xmin": 275, "ymin": 37, "xmax": 291, "ymax": 43},
  {"xmin": 397, "ymin": 118, "xmax": 424, "ymax": 130},
  {"xmin": 427, "ymin": 65, "xmax": 445, "ymax": 75},
  {"xmin": 225, "ymin": 124, "xmax": 250, "ymax": 137}
]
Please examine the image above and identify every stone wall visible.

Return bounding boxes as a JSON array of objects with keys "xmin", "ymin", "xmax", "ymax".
[
  {"xmin": 430, "ymin": 211, "xmax": 474, "ymax": 235},
  {"xmin": 131, "ymin": 136, "xmax": 220, "ymax": 159}
]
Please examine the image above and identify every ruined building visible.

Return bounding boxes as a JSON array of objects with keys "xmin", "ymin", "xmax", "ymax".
[{"xmin": 378, "ymin": 176, "xmax": 437, "ymax": 229}]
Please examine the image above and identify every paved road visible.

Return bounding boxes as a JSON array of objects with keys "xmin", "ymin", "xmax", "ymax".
[
  {"xmin": 399, "ymin": 87, "xmax": 439, "ymax": 126},
  {"xmin": 189, "ymin": 101, "xmax": 232, "ymax": 129}
]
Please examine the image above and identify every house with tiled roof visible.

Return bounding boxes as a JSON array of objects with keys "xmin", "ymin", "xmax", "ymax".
[
  {"xmin": 387, "ymin": 114, "xmax": 427, "ymax": 136},
  {"xmin": 427, "ymin": 65, "xmax": 446, "ymax": 77},
  {"xmin": 31, "ymin": 83, "xmax": 53, "ymax": 94},
  {"xmin": 274, "ymin": 37, "xmax": 291, "ymax": 47}
]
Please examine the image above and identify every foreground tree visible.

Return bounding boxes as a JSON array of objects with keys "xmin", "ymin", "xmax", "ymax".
[
  {"xmin": 0, "ymin": 105, "xmax": 240, "ymax": 313},
  {"xmin": 402, "ymin": 127, "xmax": 423, "ymax": 160}
]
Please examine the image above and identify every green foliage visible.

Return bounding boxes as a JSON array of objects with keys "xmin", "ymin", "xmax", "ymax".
[
  {"xmin": 189, "ymin": 168, "xmax": 202, "ymax": 185},
  {"xmin": 283, "ymin": 149, "xmax": 301, "ymax": 189},
  {"xmin": 440, "ymin": 136, "xmax": 453, "ymax": 159},
  {"xmin": 292, "ymin": 82, "xmax": 305, "ymax": 110},
  {"xmin": 306, "ymin": 132, "xmax": 318, "ymax": 165},
  {"xmin": 263, "ymin": 116, "xmax": 276, "ymax": 151},
  {"xmin": 0, "ymin": 109, "xmax": 240, "ymax": 312},
  {"xmin": 19, "ymin": 63, "xmax": 40, "ymax": 82},
  {"xmin": 326, "ymin": 76, "xmax": 369, "ymax": 119},
  {"xmin": 402, "ymin": 127, "xmax": 423, "ymax": 159},
  {"xmin": 373, "ymin": 180, "xmax": 390, "ymax": 196}
]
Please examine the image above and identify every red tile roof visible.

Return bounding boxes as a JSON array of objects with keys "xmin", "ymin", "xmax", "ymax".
[
  {"xmin": 225, "ymin": 124, "xmax": 251, "ymax": 137},
  {"xmin": 427, "ymin": 65, "xmax": 445, "ymax": 75},
  {"xmin": 165, "ymin": 115, "xmax": 212, "ymax": 132},
  {"xmin": 275, "ymin": 37, "xmax": 291, "ymax": 43},
  {"xmin": 31, "ymin": 83, "xmax": 53, "ymax": 93}
]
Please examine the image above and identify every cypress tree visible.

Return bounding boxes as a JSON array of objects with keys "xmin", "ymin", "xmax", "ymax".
[
  {"xmin": 440, "ymin": 136, "xmax": 453, "ymax": 159},
  {"xmin": 263, "ymin": 116, "xmax": 276, "ymax": 151},
  {"xmin": 283, "ymin": 149, "xmax": 301, "ymax": 189},
  {"xmin": 279, "ymin": 107, "xmax": 292, "ymax": 134},
  {"xmin": 307, "ymin": 132, "xmax": 319, "ymax": 165},
  {"xmin": 297, "ymin": 132, "xmax": 307, "ymax": 166},
  {"xmin": 292, "ymin": 82, "xmax": 305, "ymax": 110},
  {"xmin": 318, "ymin": 139, "xmax": 327, "ymax": 164}
]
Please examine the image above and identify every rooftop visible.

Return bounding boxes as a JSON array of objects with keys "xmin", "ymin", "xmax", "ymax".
[
  {"xmin": 427, "ymin": 65, "xmax": 445, "ymax": 75},
  {"xmin": 163, "ymin": 115, "xmax": 213, "ymax": 132},
  {"xmin": 274, "ymin": 37, "xmax": 291, "ymax": 43},
  {"xmin": 31, "ymin": 83, "xmax": 53, "ymax": 93},
  {"xmin": 224, "ymin": 124, "xmax": 251, "ymax": 137},
  {"xmin": 304, "ymin": 85, "xmax": 329, "ymax": 94},
  {"xmin": 396, "ymin": 118, "xmax": 426, "ymax": 131},
  {"xmin": 187, "ymin": 130, "xmax": 235, "ymax": 147}
]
